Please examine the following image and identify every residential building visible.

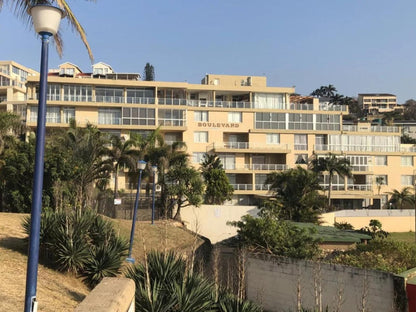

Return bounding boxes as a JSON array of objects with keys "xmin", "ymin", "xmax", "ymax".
[
  {"xmin": 6, "ymin": 61, "xmax": 416, "ymax": 209},
  {"xmin": 358, "ymin": 93, "xmax": 401, "ymax": 114}
]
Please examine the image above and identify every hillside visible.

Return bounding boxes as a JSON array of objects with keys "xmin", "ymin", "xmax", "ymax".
[{"xmin": 0, "ymin": 212, "xmax": 205, "ymax": 311}]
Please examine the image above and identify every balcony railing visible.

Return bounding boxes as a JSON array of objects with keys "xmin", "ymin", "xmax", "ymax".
[
  {"xmin": 158, "ymin": 98, "xmax": 187, "ymax": 106},
  {"xmin": 127, "ymin": 97, "xmax": 155, "ymax": 104},
  {"xmin": 248, "ymin": 164, "xmax": 289, "ymax": 171},
  {"xmin": 319, "ymin": 103, "xmax": 347, "ymax": 111},
  {"xmin": 96, "ymin": 96, "xmax": 125, "ymax": 103},
  {"xmin": 342, "ymin": 125, "xmax": 400, "ymax": 133},
  {"xmin": 290, "ymin": 103, "xmax": 313, "ymax": 110},
  {"xmin": 320, "ymin": 184, "xmax": 372, "ymax": 191},
  {"xmin": 401, "ymin": 146, "xmax": 416, "ymax": 153},
  {"xmin": 209, "ymin": 142, "xmax": 290, "ymax": 150},
  {"xmin": 255, "ymin": 184, "xmax": 272, "ymax": 191},
  {"xmin": 63, "ymin": 95, "xmax": 93, "ymax": 102},
  {"xmin": 158, "ymin": 119, "xmax": 186, "ymax": 127},
  {"xmin": 314, "ymin": 144, "xmax": 400, "ymax": 153},
  {"xmin": 232, "ymin": 184, "xmax": 253, "ymax": 191}
]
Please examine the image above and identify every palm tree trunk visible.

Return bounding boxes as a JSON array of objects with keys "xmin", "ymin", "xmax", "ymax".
[
  {"xmin": 114, "ymin": 164, "xmax": 119, "ymax": 199},
  {"xmin": 328, "ymin": 175, "xmax": 332, "ymax": 207}
]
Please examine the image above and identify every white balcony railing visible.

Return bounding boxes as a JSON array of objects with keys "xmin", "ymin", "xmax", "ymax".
[
  {"xmin": 249, "ymin": 164, "xmax": 289, "ymax": 171},
  {"xmin": 231, "ymin": 184, "xmax": 253, "ymax": 191},
  {"xmin": 210, "ymin": 142, "xmax": 290, "ymax": 150},
  {"xmin": 158, "ymin": 119, "xmax": 186, "ymax": 127},
  {"xmin": 314, "ymin": 144, "xmax": 400, "ymax": 153},
  {"xmin": 320, "ymin": 184, "xmax": 372, "ymax": 191}
]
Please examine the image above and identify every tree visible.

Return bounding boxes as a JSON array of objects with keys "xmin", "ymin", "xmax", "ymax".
[
  {"xmin": 230, "ymin": 214, "xmax": 320, "ymax": 259},
  {"xmin": 310, "ymin": 84, "xmax": 337, "ymax": 98},
  {"xmin": 106, "ymin": 135, "xmax": 139, "ymax": 199},
  {"xmin": 265, "ymin": 166, "xmax": 326, "ymax": 223},
  {"xmin": 387, "ymin": 187, "xmax": 414, "ymax": 210},
  {"xmin": 143, "ymin": 63, "xmax": 155, "ymax": 81},
  {"xmin": 310, "ymin": 153, "xmax": 352, "ymax": 207},
  {"xmin": 1, "ymin": 0, "xmax": 94, "ymax": 60},
  {"xmin": 0, "ymin": 111, "xmax": 23, "ymax": 154},
  {"xmin": 375, "ymin": 176, "xmax": 385, "ymax": 195},
  {"xmin": 166, "ymin": 163, "xmax": 204, "ymax": 221},
  {"xmin": 200, "ymin": 153, "xmax": 233, "ymax": 204},
  {"xmin": 403, "ymin": 99, "xmax": 416, "ymax": 120}
]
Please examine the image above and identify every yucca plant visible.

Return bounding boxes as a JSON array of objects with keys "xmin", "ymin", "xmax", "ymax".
[{"xmin": 217, "ymin": 291, "xmax": 262, "ymax": 312}]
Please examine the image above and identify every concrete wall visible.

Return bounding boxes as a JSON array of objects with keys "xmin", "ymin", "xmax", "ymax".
[
  {"xmin": 321, "ymin": 209, "xmax": 415, "ymax": 232},
  {"xmin": 75, "ymin": 277, "xmax": 135, "ymax": 312},
  {"xmin": 180, "ymin": 205, "xmax": 259, "ymax": 243},
  {"xmin": 246, "ymin": 254, "xmax": 406, "ymax": 312}
]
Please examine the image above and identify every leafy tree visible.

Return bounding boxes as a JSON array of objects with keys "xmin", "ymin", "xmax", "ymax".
[
  {"xmin": 106, "ymin": 134, "xmax": 139, "ymax": 199},
  {"xmin": 310, "ymin": 84, "xmax": 337, "ymax": 98},
  {"xmin": 310, "ymin": 153, "xmax": 352, "ymax": 207},
  {"xmin": 334, "ymin": 221, "xmax": 354, "ymax": 230},
  {"xmin": 143, "ymin": 62, "xmax": 155, "ymax": 81},
  {"xmin": 358, "ymin": 219, "xmax": 389, "ymax": 239},
  {"xmin": 401, "ymin": 133, "xmax": 416, "ymax": 144},
  {"xmin": 387, "ymin": 187, "xmax": 414, "ymax": 209},
  {"xmin": 200, "ymin": 153, "xmax": 233, "ymax": 204},
  {"xmin": 166, "ymin": 162, "xmax": 204, "ymax": 221},
  {"xmin": 230, "ymin": 214, "xmax": 320, "ymax": 259},
  {"xmin": 403, "ymin": 99, "xmax": 416, "ymax": 120},
  {"xmin": 375, "ymin": 176, "xmax": 385, "ymax": 195},
  {"xmin": 2, "ymin": 0, "xmax": 94, "ymax": 60},
  {"xmin": 265, "ymin": 166, "xmax": 326, "ymax": 223},
  {"xmin": 0, "ymin": 111, "xmax": 23, "ymax": 154}
]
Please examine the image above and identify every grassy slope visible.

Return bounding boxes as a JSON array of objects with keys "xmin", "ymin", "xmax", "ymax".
[{"xmin": 0, "ymin": 212, "xmax": 204, "ymax": 312}]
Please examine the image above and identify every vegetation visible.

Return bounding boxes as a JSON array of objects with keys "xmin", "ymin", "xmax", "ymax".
[
  {"xmin": 230, "ymin": 214, "xmax": 320, "ymax": 259},
  {"xmin": 387, "ymin": 187, "xmax": 415, "ymax": 209},
  {"xmin": 200, "ymin": 154, "xmax": 233, "ymax": 205},
  {"xmin": 310, "ymin": 153, "xmax": 352, "ymax": 207},
  {"xmin": 22, "ymin": 209, "xmax": 128, "ymax": 288},
  {"xmin": 125, "ymin": 250, "xmax": 262, "ymax": 312},
  {"xmin": 265, "ymin": 166, "xmax": 326, "ymax": 223},
  {"xmin": 1, "ymin": 0, "xmax": 94, "ymax": 60},
  {"xmin": 143, "ymin": 63, "xmax": 155, "ymax": 81}
]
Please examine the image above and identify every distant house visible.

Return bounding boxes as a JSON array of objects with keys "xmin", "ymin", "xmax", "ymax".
[{"xmin": 358, "ymin": 93, "xmax": 402, "ymax": 114}]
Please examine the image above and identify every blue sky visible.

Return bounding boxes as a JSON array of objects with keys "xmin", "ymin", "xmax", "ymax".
[{"xmin": 1, "ymin": 0, "xmax": 416, "ymax": 102}]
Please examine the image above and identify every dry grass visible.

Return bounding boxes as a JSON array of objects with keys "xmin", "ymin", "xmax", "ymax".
[{"xmin": 0, "ymin": 212, "xmax": 205, "ymax": 311}]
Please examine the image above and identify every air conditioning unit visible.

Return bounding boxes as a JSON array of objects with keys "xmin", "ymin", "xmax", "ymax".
[{"xmin": 155, "ymin": 185, "xmax": 162, "ymax": 192}]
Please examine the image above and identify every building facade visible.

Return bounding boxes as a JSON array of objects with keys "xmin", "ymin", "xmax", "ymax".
[
  {"xmin": 358, "ymin": 93, "xmax": 401, "ymax": 114},
  {"xmin": 5, "ymin": 61, "xmax": 416, "ymax": 209}
]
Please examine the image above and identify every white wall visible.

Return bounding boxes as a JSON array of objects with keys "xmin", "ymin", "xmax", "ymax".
[{"xmin": 181, "ymin": 205, "xmax": 259, "ymax": 243}]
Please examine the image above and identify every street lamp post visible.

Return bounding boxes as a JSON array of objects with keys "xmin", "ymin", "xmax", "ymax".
[
  {"xmin": 151, "ymin": 165, "xmax": 157, "ymax": 225},
  {"xmin": 25, "ymin": 5, "xmax": 64, "ymax": 312},
  {"xmin": 126, "ymin": 160, "xmax": 147, "ymax": 263}
]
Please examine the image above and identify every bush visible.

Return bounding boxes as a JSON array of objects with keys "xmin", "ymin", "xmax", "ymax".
[{"xmin": 23, "ymin": 209, "xmax": 128, "ymax": 287}]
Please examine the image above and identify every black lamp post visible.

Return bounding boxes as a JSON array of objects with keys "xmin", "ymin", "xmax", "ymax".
[
  {"xmin": 24, "ymin": 5, "xmax": 64, "ymax": 312},
  {"xmin": 126, "ymin": 160, "xmax": 147, "ymax": 263}
]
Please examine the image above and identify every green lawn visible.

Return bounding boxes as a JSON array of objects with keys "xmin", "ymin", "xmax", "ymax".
[{"xmin": 389, "ymin": 232, "xmax": 416, "ymax": 243}]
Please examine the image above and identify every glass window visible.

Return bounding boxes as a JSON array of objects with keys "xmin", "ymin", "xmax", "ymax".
[
  {"xmin": 98, "ymin": 108, "xmax": 121, "ymax": 125},
  {"xmin": 401, "ymin": 156, "xmax": 413, "ymax": 166},
  {"xmin": 401, "ymin": 175, "xmax": 413, "ymax": 186},
  {"xmin": 228, "ymin": 112, "xmax": 242, "ymax": 123},
  {"xmin": 63, "ymin": 85, "xmax": 92, "ymax": 102},
  {"xmin": 194, "ymin": 131, "xmax": 208, "ymax": 143},
  {"xmin": 96, "ymin": 87, "xmax": 124, "ymax": 103},
  {"xmin": 192, "ymin": 152, "xmax": 205, "ymax": 163},
  {"xmin": 289, "ymin": 113, "xmax": 313, "ymax": 130},
  {"xmin": 126, "ymin": 88, "xmax": 155, "ymax": 104},
  {"xmin": 63, "ymin": 107, "xmax": 75, "ymax": 123},
  {"xmin": 255, "ymin": 112, "xmax": 286, "ymax": 129},
  {"xmin": 218, "ymin": 154, "xmax": 235, "ymax": 169},
  {"xmin": 374, "ymin": 156, "xmax": 387, "ymax": 166},
  {"xmin": 294, "ymin": 134, "xmax": 308, "ymax": 150},
  {"xmin": 266, "ymin": 134, "xmax": 280, "ymax": 144},
  {"xmin": 47, "ymin": 84, "xmax": 61, "ymax": 101},
  {"xmin": 122, "ymin": 108, "xmax": 155, "ymax": 126},
  {"xmin": 194, "ymin": 111, "xmax": 208, "ymax": 122},
  {"xmin": 253, "ymin": 93, "xmax": 285, "ymax": 109},
  {"xmin": 295, "ymin": 154, "xmax": 308, "ymax": 164}
]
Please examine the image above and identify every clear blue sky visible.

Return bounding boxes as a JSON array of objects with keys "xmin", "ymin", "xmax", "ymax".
[{"xmin": 1, "ymin": 0, "xmax": 416, "ymax": 103}]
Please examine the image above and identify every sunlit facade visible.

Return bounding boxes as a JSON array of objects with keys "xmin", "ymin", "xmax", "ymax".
[{"xmin": 6, "ymin": 61, "xmax": 416, "ymax": 209}]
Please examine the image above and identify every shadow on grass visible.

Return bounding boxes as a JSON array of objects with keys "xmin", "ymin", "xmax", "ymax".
[{"xmin": 0, "ymin": 236, "xmax": 26, "ymax": 254}]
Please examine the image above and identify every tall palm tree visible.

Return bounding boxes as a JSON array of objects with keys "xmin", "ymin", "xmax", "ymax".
[
  {"xmin": 106, "ymin": 134, "xmax": 139, "ymax": 200},
  {"xmin": 310, "ymin": 153, "xmax": 352, "ymax": 207},
  {"xmin": 387, "ymin": 187, "xmax": 415, "ymax": 209},
  {"xmin": 1, "ymin": 0, "xmax": 94, "ymax": 60}
]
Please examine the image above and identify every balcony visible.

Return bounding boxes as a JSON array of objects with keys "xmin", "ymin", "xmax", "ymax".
[
  {"xmin": 342, "ymin": 125, "xmax": 400, "ymax": 133},
  {"xmin": 158, "ymin": 98, "xmax": 187, "ymax": 106},
  {"xmin": 158, "ymin": 119, "xmax": 186, "ymax": 127},
  {"xmin": 314, "ymin": 144, "xmax": 400, "ymax": 153},
  {"xmin": 208, "ymin": 142, "xmax": 290, "ymax": 153},
  {"xmin": 248, "ymin": 164, "xmax": 288, "ymax": 171},
  {"xmin": 321, "ymin": 184, "xmax": 372, "ymax": 192}
]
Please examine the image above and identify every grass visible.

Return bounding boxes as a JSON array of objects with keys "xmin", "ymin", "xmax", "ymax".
[
  {"xmin": 388, "ymin": 232, "xmax": 416, "ymax": 243},
  {"xmin": 0, "ymin": 212, "xmax": 204, "ymax": 311}
]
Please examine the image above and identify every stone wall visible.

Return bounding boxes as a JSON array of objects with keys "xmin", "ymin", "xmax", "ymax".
[{"xmin": 246, "ymin": 254, "xmax": 406, "ymax": 312}]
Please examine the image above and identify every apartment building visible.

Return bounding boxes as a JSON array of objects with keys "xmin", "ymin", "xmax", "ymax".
[
  {"xmin": 358, "ymin": 93, "xmax": 401, "ymax": 114},
  {"xmin": 6, "ymin": 61, "xmax": 416, "ymax": 209}
]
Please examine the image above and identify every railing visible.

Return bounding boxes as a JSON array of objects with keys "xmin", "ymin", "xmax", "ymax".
[
  {"xmin": 210, "ymin": 142, "xmax": 289, "ymax": 150},
  {"xmin": 98, "ymin": 117, "xmax": 122, "ymax": 125},
  {"xmin": 232, "ymin": 184, "xmax": 253, "ymax": 191},
  {"xmin": 319, "ymin": 104, "xmax": 347, "ymax": 111},
  {"xmin": 401, "ymin": 146, "xmax": 416, "ymax": 153},
  {"xmin": 96, "ymin": 96, "xmax": 125, "ymax": 103},
  {"xmin": 158, "ymin": 98, "xmax": 187, "ymax": 106},
  {"xmin": 248, "ymin": 164, "xmax": 289, "ymax": 171},
  {"xmin": 63, "ymin": 95, "xmax": 93, "ymax": 102},
  {"xmin": 255, "ymin": 184, "xmax": 273, "ymax": 191},
  {"xmin": 187, "ymin": 100, "xmax": 251, "ymax": 109},
  {"xmin": 158, "ymin": 119, "xmax": 186, "ymax": 127},
  {"xmin": 371, "ymin": 125, "xmax": 400, "ymax": 133},
  {"xmin": 290, "ymin": 103, "xmax": 313, "ymax": 110},
  {"xmin": 320, "ymin": 184, "xmax": 372, "ymax": 191},
  {"xmin": 314, "ymin": 144, "xmax": 400, "ymax": 153},
  {"xmin": 127, "ymin": 97, "xmax": 155, "ymax": 104},
  {"xmin": 350, "ymin": 165, "xmax": 371, "ymax": 172},
  {"xmin": 0, "ymin": 96, "xmax": 6, "ymax": 103},
  {"xmin": 342, "ymin": 125, "xmax": 357, "ymax": 132}
]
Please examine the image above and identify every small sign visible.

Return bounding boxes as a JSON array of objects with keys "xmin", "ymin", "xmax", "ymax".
[{"xmin": 114, "ymin": 198, "xmax": 122, "ymax": 205}]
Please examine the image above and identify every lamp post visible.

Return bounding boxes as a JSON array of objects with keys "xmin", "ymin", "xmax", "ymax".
[
  {"xmin": 151, "ymin": 165, "xmax": 157, "ymax": 225},
  {"xmin": 126, "ymin": 160, "xmax": 147, "ymax": 263},
  {"xmin": 25, "ymin": 5, "xmax": 64, "ymax": 312}
]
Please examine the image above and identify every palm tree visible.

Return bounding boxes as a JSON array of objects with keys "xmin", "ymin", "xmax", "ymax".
[
  {"xmin": 310, "ymin": 153, "xmax": 352, "ymax": 207},
  {"xmin": 376, "ymin": 176, "xmax": 385, "ymax": 195},
  {"xmin": 106, "ymin": 135, "xmax": 139, "ymax": 200},
  {"xmin": 1, "ymin": 0, "xmax": 94, "ymax": 60},
  {"xmin": 387, "ymin": 187, "xmax": 415, "ymax": 209}
]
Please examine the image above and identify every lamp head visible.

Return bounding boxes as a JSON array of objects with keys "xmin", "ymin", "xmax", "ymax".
[
  {"xmin": 137, "ymin": 160, "xmax": 147, "ymax": 171},
  {"xmin": 29, "ymin": 4, "xmax": 65, "ymax": 36},
  {"xmin": 152, "ymin": 165, "xmax": 157, "ymax": 173}
]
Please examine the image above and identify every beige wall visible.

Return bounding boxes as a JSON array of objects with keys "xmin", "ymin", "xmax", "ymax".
[
  {"xmin": 180, "ymin": 205, "xmax": 259, "ymax": 243},
  {"xmin": 321, "ymin": 210, "xmax": 416, "ymax": 232},
  {"xmin": 246, "ymin": 254, "xmax": 404, "ymax": 312}
]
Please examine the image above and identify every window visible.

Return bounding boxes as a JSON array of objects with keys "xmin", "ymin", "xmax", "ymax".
[
  {"xmin": 96, "ymin": 87, "xmax": 124, "ymax": 103},
  {"xmin": 255, "ymin": 112, "xmax": 286, "ymax": 129},
  {"xmin": 374, "ymin": 156, "xmax": 387, "ymax": 166},
  {"xmin": 289, "ymin": 113, "xmax": 313, "ymax": 130},
  {"xmin": 126, "ymin": 88, "xmax": 155, "ymax": 104},
  {"xmin": 295, "ymin": 154, "xmax": 308, "ymax": 164},
  {"xmin": 30, "ymin": 106, "xmax": 61, "ymax": 123},
  {"xmin": 194, "ymin": 111, "xmax": 208, "ymax": 122},
  {"xmin": 375, "ymin": 175, "xmax": 388, "ymax": 185},
  {"xmin": 316, "ymin": 114, "xmax": 341, "ymax": 131},
  {"xmin": 401, "ymin": 156, "xmax": 413, "ymax": 166},
  {"xmin": 253, "ymin": 93, "xmax": 285, "ymax": 109},
  {"xmin": 194, "ymin": 131, "xmax": 208, "ymax": 143},
  {"xmin": 47, "ymin": 84, "xmax": 61, "ymax": 101},
  {"xmin": 266, "ymin": 134, "xmax": 280, "ymax": 144},
  {"xmin": 158, "ymin": 109, "xmax": 185, "ymax": 126},
  {"xmin": 192, "ymin": 152, "xmax": 205, "ymax": 163},
  {"xmin": 228, "ymin": 112, "xmax": 242, "ymax": 123},
  {"xmin": 401, "ymin": 175, "xmax": 414, "ymax": 186},
  {"xmin": 218, "ymin": 154, "xmax": 235, "ymax": 169},
  {"xmin": 63, "ymin": 107, "xmax": 75, "ymax": 123},
  {"xmin": 63, "ymin": 84, "xmax": 92, "ymax": 102},
  {"xmin": 122, "ymin": 108, "xmax": 155, "ymax": 125},
  {"xmin": 98, "ymin": 108, "xmax": 121, "ymax": 125},
  {"xmin": 294, "ymin": 134, "xmax": 308, "ymax": 150}
]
